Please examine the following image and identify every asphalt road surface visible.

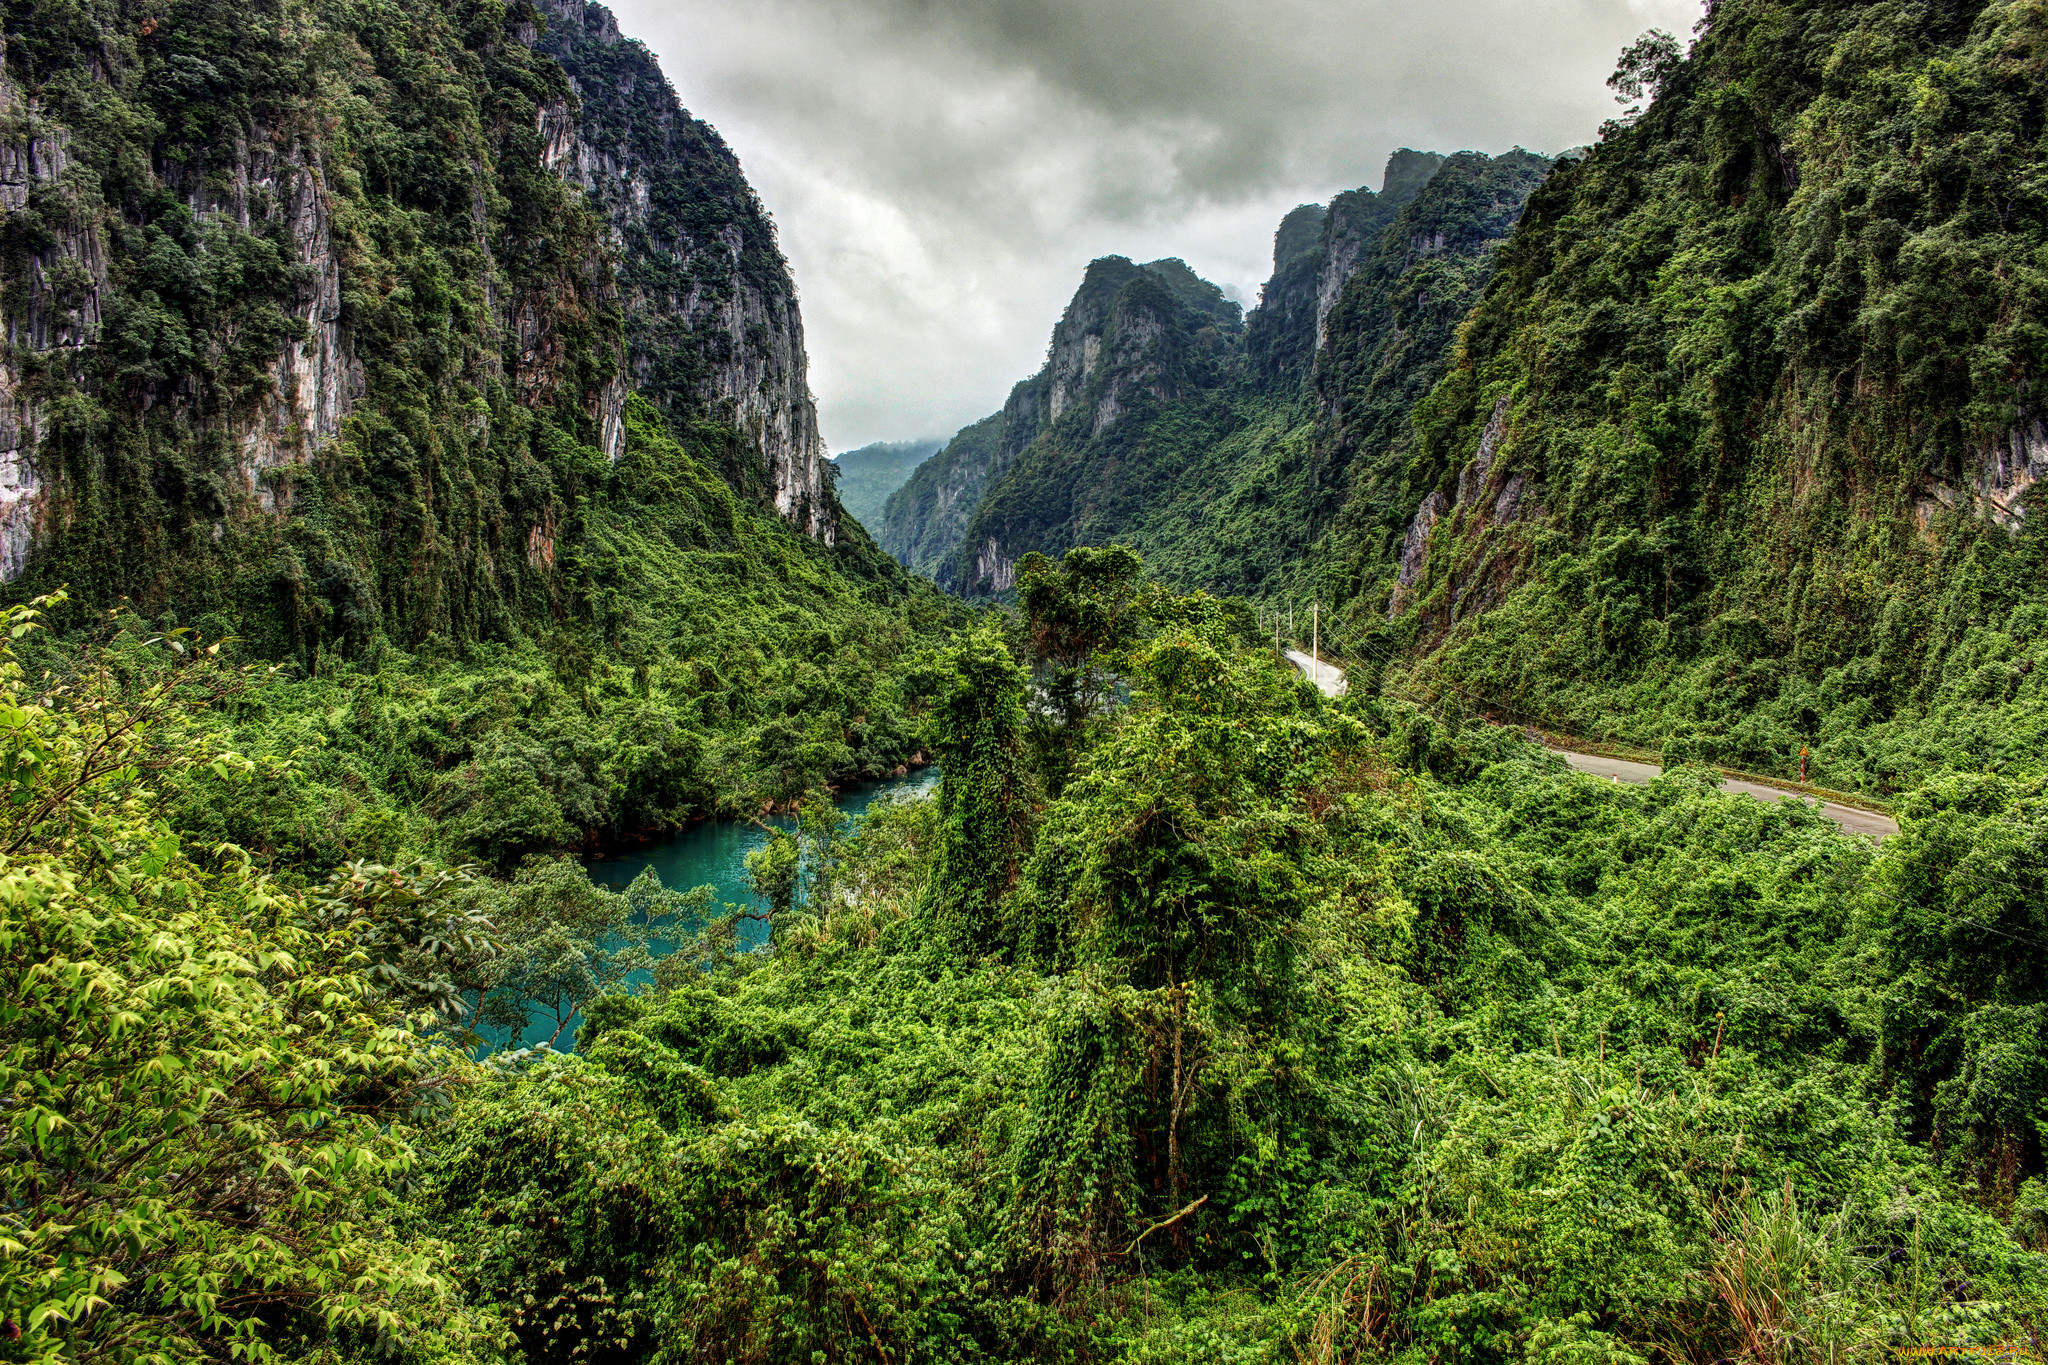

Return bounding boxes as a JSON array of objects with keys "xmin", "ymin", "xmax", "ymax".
[
  {"xmin": 1283, "ymin": 649, "xmax": 1897, "ymax": 841},
  {"xmin": 1547, "ymin": 748, "xmax": 1898, "ymax": 841}
]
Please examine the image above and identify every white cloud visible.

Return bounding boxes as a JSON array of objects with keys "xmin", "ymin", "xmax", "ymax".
[{"xmin": 606, "ymin": 0, "xmax": 1707, "ymax": 449}]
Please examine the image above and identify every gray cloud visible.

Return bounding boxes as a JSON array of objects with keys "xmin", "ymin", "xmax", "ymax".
[{"xmin": 606, "ymin": 0, "xmax": 1705, "ymax": 449}]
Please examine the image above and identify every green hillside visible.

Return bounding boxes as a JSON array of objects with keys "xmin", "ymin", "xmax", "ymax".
[
  {"xmin": 1340, "ymin": 0, "xmax": 2048, "ymax": 799},
  {"xmin": 8, "ymin": 2, "xmax": 2048, "ymax": 1363},
  {"xmin": 877, "ymin": 150, "xmax": 1550, "ymax": 605},
  {"xmin": 832, "ymin": 437, "xmax": 941, "ymax": 529}
]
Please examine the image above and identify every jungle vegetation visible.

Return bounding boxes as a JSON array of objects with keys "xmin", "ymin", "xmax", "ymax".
[
  {"xmin": 1317, "ymin": 0, "xmax": 2048, "ymax": 802},
  {"xmin": 8, "ymin": 0, "xmax": 2048, "ymax": 1361},
  {"xmin": 9, "ymin": 547, "xmax": 2048, "ymax": 1365}
]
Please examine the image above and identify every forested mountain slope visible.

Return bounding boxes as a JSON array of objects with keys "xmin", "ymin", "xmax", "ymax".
[
  {"xmin": 11, "ymin": 2, "xmax": 2048, "ymax": 1361},
  {"xmin": 878, "ymin": 149, "xmax": 1549, "ymax": 601},
  {"xmin": 1352, "ymin": 0, "xmax": 2048, "ymax": 794},
  {"xmin": 0, "ymin": 0, "xmax": 859, "ymax": 657},
  {"xmin": 831, "ymin": 436, "xmax": 941, "ymax": 529},
  {"xmin": 0, "ymin": 0, "xmax": 960, "ymax": 851}
]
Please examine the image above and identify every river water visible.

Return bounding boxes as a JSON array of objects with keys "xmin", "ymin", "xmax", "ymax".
[{"xmin": 481, "ymin": 766, "xmax": 940, "ymax": 1053}]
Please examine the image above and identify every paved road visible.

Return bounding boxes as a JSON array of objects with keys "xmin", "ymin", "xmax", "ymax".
[
  {"xmin": 1548, "ymin": 749, "xmax": 1897, "ymax": 841},
  {"xmin": 1283, "ymin": 649, "xmax": 1896, "ymax": 841},
  {"xmin": 1285, "ymin": 649, "xmax": 1347, "ymax": 698}
]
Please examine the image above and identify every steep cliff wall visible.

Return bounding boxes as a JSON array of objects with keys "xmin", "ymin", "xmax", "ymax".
[
  {"xmin": 1312, "ymin": 150, "xmax": 1444, "ymax": 349},
  {"xmin": 1241, "ymin": 202, "xmax": 1324, "ymax": 382},
  {"xmin": 945, "ymin": 256, "xmax": 1241, "ymax": 593},
  {"xmin": 530, "ymin": 0, "xmax": 837, "ymax": 542},
  {"xmin": 879, "ymin": 152, "xmax": 1543, "ymax": 603},
  {"xmin": 1242, "ymin": 151, "xmax": 1447, "ymax": 385},
  {"xmin": 0, "ymin": 0, "xmax": 843, "ymax": 652},
  {"xmin": 1306, "ymin": 148, "xmax": 1550, "ymax": 603}
]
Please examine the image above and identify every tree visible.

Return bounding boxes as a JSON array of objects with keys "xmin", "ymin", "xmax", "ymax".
[
  {"xmin": 918, "ymin": 627, "xmax": 1033, "ymax": 958},
  {"xmin": 1015, "ymin": 545, "xmax": 1153, "ymax": 794},
  {"xmin": 0, "ymin": 598, "xmax": 489, "ymax": 1363},
  {"xmin": 1015, "ymin": 592, "xmax": 1358, "ymax": 1273},
  {"xmin": 1608, "ymin": 28, "xmax": 1682, "ymax": 114}
]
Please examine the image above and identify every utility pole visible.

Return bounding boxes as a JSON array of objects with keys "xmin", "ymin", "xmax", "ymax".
[{"xmin": 1312, "ymin": 600, "xmax": 1319, "ymax": 668}]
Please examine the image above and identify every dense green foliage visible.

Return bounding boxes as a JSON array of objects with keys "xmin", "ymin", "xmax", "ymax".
[
  {"xmin": 0, "ymin": 600, "xmax": 501, "ymax": 1365},
  {"xmin": 11, "ymin": 0, "xmax": 2048, "ymax": 1359},
  {"xmin": 1334, "ymin": 0, "xmax": 2048, "ymax": 798},
  {"xmin": 85, "ymin": 399, "xmax": 959, "ymax": 873},
  {"xmin": 2, "ymin": 0, "xmax": 623, "ymax": 649},
  {"xmin": 326, "ymin": 554, "xmax": 2048, "ymax": 1361}
]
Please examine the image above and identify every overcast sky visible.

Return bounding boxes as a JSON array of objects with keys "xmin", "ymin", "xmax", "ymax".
[{"xmin": 604, "ymin": 0, "xmax": 1705, "ymax": 452}]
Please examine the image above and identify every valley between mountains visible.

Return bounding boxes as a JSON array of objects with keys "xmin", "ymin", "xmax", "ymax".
[{"xmin": 4, "ymin": 1, "xmax": 2047, "ymax": 1362}]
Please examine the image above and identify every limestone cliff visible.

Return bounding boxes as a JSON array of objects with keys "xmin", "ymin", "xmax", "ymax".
[
  {"xmin": 1242, "ymin": 150, "xmax": 1444, "ymax": 384},
  {"xmin": 0, "ymin": 0, "xmax": 839, "ymax": 649},
  {"xmin": 531, "ymin": 0, "xmax": 836, "ymax": 542},
  {"xmin": 880, "ymin": 256, "xmax": 1240, "ymax": 591},
  {"xmin": 874, "ymin": 149, "xmax": 1547, "ymax": 605},
  {"xmin": 1310, "ymin": 148, "xmax": 1551, "ymax": 594}
]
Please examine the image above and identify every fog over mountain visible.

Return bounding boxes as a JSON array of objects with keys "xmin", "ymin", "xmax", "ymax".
[{"xmin": 602, "ymin": 0, "xmax": 1705, "ymax": 450}]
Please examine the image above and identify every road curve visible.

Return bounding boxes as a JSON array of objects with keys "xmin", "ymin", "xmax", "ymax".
[
  {"xmin": 1283, "ymin": 650, "xmax": 1897, "ymax": 841},
  {"xmin": 1285, "ymin": 649, "xmax": 1347, "ymax": 698}
]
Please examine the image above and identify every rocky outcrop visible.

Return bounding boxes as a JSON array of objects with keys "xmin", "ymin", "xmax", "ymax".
[
  {"xmin": 1313, "ymin": 151, "xmax": 1444, "ymax": 347},
  {"xmin": 1044, "ymin": 257, "xmax": 1226, "ymax": 433},
  {"xmin": 1388, "ymin": 395, "xmax": 1530, "ymax": 618},
  {"xmin": 0, "ymin": 57, "xmax": 60, "ymax": 578},
  {"xmin": 221, "ymin": 148, "xmax": 361, "ymax": 500},
  {"xmin": 1311, "ymin": 149, "xmax": 1550, "ymax": 590},
  {"xmin": 881, "ymin": 256, "xmax": 1239, "ymax": 590},
  {"xmin": 531, "ymin": 0, "xmax": 836, "ymax": 541},
  {"xmin": 1391, "ymin": 491, "xmax": 1447, "ymax": 613},
  {"xmin": 0, "ymin": 0, "xmax": 829, "ymax": 648},
  {"xmin": 1957, "ymin": 415, "xmax": 2046, "ymax": 529},
  {"xmin": 971, "ymin": 536, "xmax": 1017, "ymax": 594},
  {"xmin": 1241, "ymin": 151, "xmax": 1444, "ymax": 385},
  {"xmin": 940, "ymin": 258, "xmax": 1239, "ymax": 593},
  {"xmin": 1242, "ymin": 203, "xmax": 1326, "ymax": 381}
]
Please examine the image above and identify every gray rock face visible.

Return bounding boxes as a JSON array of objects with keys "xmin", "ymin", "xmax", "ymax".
[
  {"xmin": 1314, "ymin": 150, "xmax": 1444, "ymax": 347},
  {"xmin": 1390, "ymin": 395, "xmax": 1527, "ymax": 618},
  {"xmin": 972, "ymin": 536, "xmax": 1017, "ymax": 594},
  {"xmin": 1960, "ymin": 414, "xmax": 2047, "ymax": 529},
  {"xmin": 532, "ymin": 0, "xmax": 836, "ymax": 543},
  {"xmin": 1243, "ymin": 151, "xmax": 1444, "ymax": 384},
  {"xmin": 883, "ymin": 255, "xmax": 1235, "ymax": 589},
  {"xmin": 0, "ymin": 43, "xmax": 77, "ymax": 580},
  {"xmin": 1455, "ymin": 396, "xmax": 1512, "ymax": 506},
  {"xmin": 0, "ymin": 32, "xmax": 413, "ymax": 567},
  {"xmin": 941, "ymin": 257, "xmax": 1237, "ymax": 593},
  {"xmin": 1392, "ymin": 491, "xmax": 1441, "ymax": 609},
  {"xmin": 231, "ymin": 147, "xmax": 361, "ymax": 505},
  {"xmin": 0, "ymin": 0, "xmax": 825, "ymax": 595}
]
